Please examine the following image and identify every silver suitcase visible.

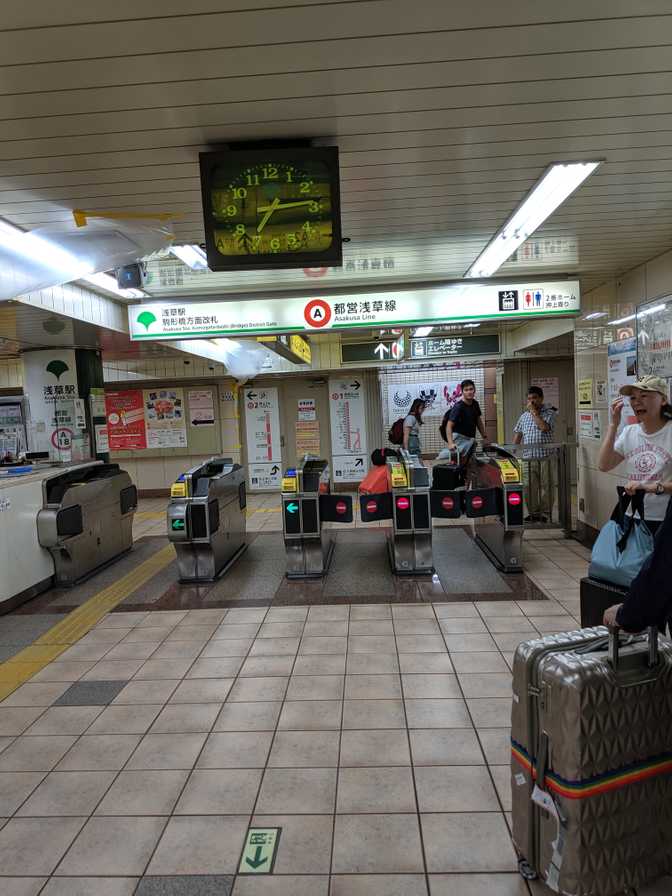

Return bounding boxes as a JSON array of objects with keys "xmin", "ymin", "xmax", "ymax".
[{"xmin": 511, "ymin": 625, "xmax": 672, "ymax": 895}]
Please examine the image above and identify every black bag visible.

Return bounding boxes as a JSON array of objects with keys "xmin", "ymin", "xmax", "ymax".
[
  {"xmin": 432, "ymin": 462, "xmax": 465, "ymax": 491},
  {"xmin": 439, "ymin": 412, "xmax": 450, "ymax": 443},
  {"xmin": 388, "ymin": 417, "xmax": 405, "ymax": 445}
]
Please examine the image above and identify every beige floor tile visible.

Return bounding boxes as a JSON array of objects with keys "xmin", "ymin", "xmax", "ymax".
[
  {"xmin": 251, "ymin": 814, "xmax": 333, "ymax": 874},
  {"xmin": 30, "ymin": 661, "xmax": 96, "ymax": 683},
  {"xmin": 258, "ymin": 622, "xmax": 305, "ymax": 638},
  {"xmin": 398, "ymin": 653, "xmax": 454, "ymax": 674},
  {"xmin": 458, "ymin": 674, "xmax": 512, "ymax": 699},
  {"xmin": 331, "ymin": 876, "xmax": 427, "ymax": 896},
  {"xmin": 409, "ymin": 729, "xmax": 484, "ymax": 766},
  {"xmin": 466, "ymin": 699, "xmax": 512, "ymax": 728},
  {"xmin": 484, "ymin": 617, "xmax": 536, "ymax": 634},
  {"xmin": 233, "ymin": 875, "xmax": 329, "ymax": 895},
  {"xmin": 433, "ymin": 603, "xmax": 479, "ymax": 618},
  {"xmin": 278, "ymin": 700, "xmax": 343, "ymax": 731},
  {"xmin": 442, "ymin": 634, "xmax": 497, "ymax": 653},
  {"xmin": 345, "ymin": 674, "xmax": 401, "ymax": 700},
  {"xmin": 299, "ymin": 636, "xmax": 348, "ymax": 655},
  {"xmin": 287, "ymin": 674, "xmax": 344, "ymax": 701},
  {"xmin": 256, "ymin": 767, "xmax": 337, "ymax": 814},
  {"xmin": 0, "ymin": 707, "xmax": 48, "ymax": 737},
  {"xmin": 166, "ymin": 624, "xmax": 219, "ymax": 642},
  {"xmin": 347, "ymin": 635, "xmax": 397, "ymax": 654},
  {"xmin": 491, "ymin": 633, "xmax": 535, "ymax": 653},
  {"xmin": 112, "ymin": 680, "xmax": 179, "ymax": 705},
  {"xmin": 187, "ymin": 656, "xmax": 244, "ymax": 678},
  {"xmin": 201, "ymin": 639, "xmax": 254, "ymax": 657},
  {"xmin": 478, "ymin": 729, "xmax": 513, "ymax": 766},
  {"xmin": 449, "ymin": 653, "xmax": 510, "ymax": 674},
  {"xmin": 251, "ymin": 637, "xmax": 301, "ymax": 657},
  {"xmin": 197, "ymin": 731, "xmax": 273, "ymax": 768},
  {"xmin": 214, "ymin": 623, "xmax": 262, "ymax": 640},
  {"xmin": 307, "ymin": 605, "xmax": 349, "ymax": 621},
  {"xmin": 337, "ymin": 766, "xmax": 416, "ymax": 813},
  {"xmin": 333, "ymin": 814, "xmax": 424, "ymax": 873},
  {"xmin": 268, "ymin": 730, "xmax": 340, "ymax": 767},
  {"xmin": 475, "ymin": 602, "xmax": 524, "ymax": 617},
  {"xmin": 404, "ymin": 699, "xmax": 471, "ymax": 729},
  {"xmin": 228, "ymin": 676, "xmax": 288, "ymax": 703},
  {"xmin": 25, "ymin": 706, "xmax": 102, "ymax": 737},
  {"xmin": 294, "ymin": 654, "xmax": 347, "ymax": 675},
  {"xmin": 148, "ymin": 815, "xmax": 250, "ymax": 875},
  {"xmin": 342, "ymin": 699, "xmax": 405, "ymax": 729},
  {"xmin": 429, "ymin": 873, "xmax": 530, "ymax": 895},
  {"xmin": 393, "ymin": 619, "xmax": 441, "ymax": 635},
  {"xmin": 19, "ymin": 878, "xmax": 102, "ymax": 896},
  {"xmin": 57, "ymin": 644, "xmax": 110, "ymax": 662},
  {"xmin": 183, "ymin": 609, "xmax": 227, "ymax": 624},
  {"xmin": 58, "ymin": 817, "xmax": 165, "ymax": 876},
  {"xmin": 0, "ymin": 817, "xmax": 85, "ymax": 875},
  {"xmin": 396, "ymin": 635, "xmax": 447, "ymax": 654},
  {"xmin": 81, "ymin": 660, "xmax": 146, "ymax": 681},
  {"xmin": 170, "ymin": 679, "xmax": 234, "ymax": 703},
  {"xmin": 415, "ymin": 765, "xmax": 499, "ymax": 812},
  {"xmin": 133, "ymin": 658, "xmax": 194, "ymax": 680},
  {"xmin": 303, "ymin": 620, "xmax": 348, "ymax": 638},
  {"xmin": 517, "ymin": 600, "xmax": 568, "ymax": 616},
  {"xmin": 402, "ymin": 674, "xmax": 461, "ymax": 699},
  {"xmin": 529, "ymin": 616, "xmax": 576, "ymax": 633},
  {"xmin": 126, "ymin": 732, "xmax": 207, "ymax": 770},
  {"xmin": 0, "ymin": 682, "xmax": 71, "ymax": 708},
  {"xmin": 349, "ymin": 605, "xmax": 392, "ymax": 620},
  {"xmin": 224, "ymin": 609, "xmax": 268, "ymax": 624},
  {"xmin": 101, "ymin": 642, "xmax": 159, "ymax": 662},
  {"xmin": 86, "ymin": 704, "xmax": 161, "ymax": 736},
  {"xmin": 17, "ymin": 770, "xmax": 115, "ymax": 817},
  {"xmin": 490, "ymin": 765, "xmax": 512, "ymax": 811},
  {"xmin": 0, "ymin": 772, "xmax": 45, "ymax": 815},
  {"xmin": 214, "ymin": 701, "xmax": 282, "ymax": 732},
  {"xmin": 56, "ymin": 735, "xmax": 142, "ymax": 772},
  {"xmin": 96, "ymin": 769, "xmax": 188, "ymax": 815},
  {"xmin": 439, "ymin": 618, "xmax": 488, "ymax": 634},
  {"xmin": 421, "ymin": 812, "xmax": 517, "ymax": 872},
  {"xmin": 150, "ymin": 702, "xmax": 221, "ymax": 733},
  {"xmin": 122, "ymin": 626, "xmax": 173, "ymax": 644},
  {"xmin": 175, "ymin": 767, "xmax": 262, "ymax": 814},
  {"xmin": 239, "ymin": 655, "xmax": 296, "ymax": 677},
  {"xmin": 151, "ymin": 642, "xmax": 203, "ymax": 660},
  {"xmin": 349, "ymin": 620, "xmax": 394, "ymax": 636},
  {"xmin": 266, "ymin": 608, "xmax": 308, "ymax": 622},
  {"xmin": 392, "ymin": 605, "xmax": 436, "ymax": 619},
  {"xmin": 346, "ymin": 653, "xmax": 400, "ymax": 674},
  {"xmin": 340, "ymin": 729, "xmax": 411, "ymax": 767}
]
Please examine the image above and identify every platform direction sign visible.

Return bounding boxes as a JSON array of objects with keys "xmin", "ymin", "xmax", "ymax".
[{"xmin": 239, "ymin": 827, "xmax": 281, "ymax": 874}]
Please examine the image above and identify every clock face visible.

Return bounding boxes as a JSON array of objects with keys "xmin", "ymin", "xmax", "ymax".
[{"xmin": 200, "ymin": 148, "xmax": 342, "ymax": 271}]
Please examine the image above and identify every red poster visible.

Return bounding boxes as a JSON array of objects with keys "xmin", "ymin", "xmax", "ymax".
[{"xmin": 104, "ymin": 390, "xmax": 147, "ymax": 450}]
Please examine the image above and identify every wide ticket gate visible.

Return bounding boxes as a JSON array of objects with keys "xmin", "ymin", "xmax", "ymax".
[
  {"xmin": 37, "ymin": 462, "xmax": 137, "ymax": 586},
  {"xmin": 360, "ymin": 446, "xmax": 525, "ymax": 574},
  {"xmin": 167, "ymin": 457, "xmax": 247, "ymax": 582},
  {"xmin": 281, "ymin": 457, "xmax": 353, "ymax": 578}
]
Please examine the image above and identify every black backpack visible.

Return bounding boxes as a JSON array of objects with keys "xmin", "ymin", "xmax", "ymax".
[
  {"xmin": 439, "ymin": 411, "xmax": 450, "ymax": 443},
  {"xmin": 388, "ymin": 417, "xmax": 405, "ymax": 445}
]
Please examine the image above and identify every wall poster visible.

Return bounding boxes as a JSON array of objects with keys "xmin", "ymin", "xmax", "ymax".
[
  {"xmin": 329, "ymin": 378, "xmax": 367, "ymax": 482},
  {"xmin": 144, "ymin": 389, "xmax": 187, "ymax": 448},
  {"xmin": 244, "ymin": 387, "xmax": 282, "ymax": 490},
  {"xmin": 637, "ymin": 296, "xmax": 672, "ymax": 378},
  {"xmin": 607, "ymin": 337, "xmax": 638, "ymax": 435},
  {"xmin": 577, "ymin": 379, "xmax": 593, "ymax": 407},
  {"xmin": 296, "ymin": 421, "xmax": 321, "ymax": 456},
  {"xmin": 188, "ymin": 389, "xmax": 215, "ymax": 427},
  {"xmin": 105, "ymin": 390, "xmax": 147, "ymax": 451}
]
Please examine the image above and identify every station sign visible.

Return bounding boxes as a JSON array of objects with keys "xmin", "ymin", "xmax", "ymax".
[
  {"xmin": 410, "ymin": 333, "xmax": 499, "ymax": 359},
  {"xmin": 129, "ymin": 280, "xmax": 580, "ymax": 341},
  {"xmin": 341, "ymin": 334, "xmax": 404, "ymax": 364}
]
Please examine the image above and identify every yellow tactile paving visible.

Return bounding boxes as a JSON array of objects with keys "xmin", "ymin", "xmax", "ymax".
[{"xmin": 0, "ymin": 543, "xmax": 175, "ymax": 701}]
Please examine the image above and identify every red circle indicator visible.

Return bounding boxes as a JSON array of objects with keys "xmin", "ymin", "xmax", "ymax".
[
  {"xmin": 303, "ymin": 267, "xmax": 329, "ymax": 278},
  {"xmin": 471, "ymin": 495, "xmax": 484, "ymax": 510},
  {"xmin": 303, "ymin": 298, "xmax": 332, "ymax": 328},
  {"xmin": 366, "ymin": 500, "xmax": 378, "ymax": 514},
  {"xmin": 441, "ymin": 496, "xmax": 454, "ymax": 511},
  {"xmin": 336, "ymin": 500, "xmax": 347, "ymax": 515},
  {"xmin": 508, "ymin": 492, "xmax": 522, "ymax": 506},
  {"xmin": 396, "ymin": 496, "xmax": 410, "ymax": 511}
]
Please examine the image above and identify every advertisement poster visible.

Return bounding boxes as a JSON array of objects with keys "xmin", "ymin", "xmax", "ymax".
[
  {"xmin": 579, "ymin": 411, "xmax": 601, "ymax": 440},
  {"xmin": 144, "ymin": 389, "xmax": 187, "ymax": 448},
  {"xmin": 297, "ymin": 398, "xmax": 316, "ymax": 421},
  {"xmin": 296, "ymin": 421, "xmax": 321, "ymax": 456},
  {"xmin": 577, "ymin": 379, "xmax": 593, "ymax": 407},
  {"xmin": 104, "ymin": 390, "xmax": 147, "ymax": 451},
  {"xmin": 596, "ymin": 380, "xmax": 607, "ymax": 403},
  {"xmin": 333, "ymin": 454, "xmax": 367, "ymax": 483},
  {"xmin": 245, "ymin": 387, "xmax": 281, "ymax": 490},
  {"xmin": 387, "ymin": 378, "xmax": 473, "ymax": 422},
  {"xmin": 637, "ymin": 297, "xmax": 672, "ymax": 378},
  {"xmin": 608, "ymin": 337, "xmax": 638, "ymax": 434},
  {"xmin": 530, "ymin": 376, "xmax": 560, "ymax": 411},
  {"xmin": 94, "ymin": 424, "xmax": 109, "ymax": 453},
  {"xmin": 188, "ymin": 389, "xmax": 215, "ymax": 427}
]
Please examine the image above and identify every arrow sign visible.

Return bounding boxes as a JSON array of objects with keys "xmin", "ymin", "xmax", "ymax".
[
  {"xmin": 239, "ymin": 827, "xmax": 281, "ymax": 875},
  {"xmin": 246, "ymin": 391, "xmax": 258, "ymax": 400},
  {"xmin": 286, "ymin": 502, "xmax": 298, "ymax": 514},
  {"xmin": 355, "ymin": 458, "xmax": 364, "ymax": 467},
  {"xmin": 350, "ymin": 380, "xmax": 361, "ymax": 390},
  {"xmin": 271, "ymin": 464, "xmax": 280, "ymax": 475},
  {"xmin": 245, "ymin": 847, "xmax": 268, "ymax": 870},
  {"xmin": 191, "ymin": 418, "xmax": 214, "ymax": 426},
  {"xmin": 374, "ymin": 342, "xmax": 390, "ymax": 360}
]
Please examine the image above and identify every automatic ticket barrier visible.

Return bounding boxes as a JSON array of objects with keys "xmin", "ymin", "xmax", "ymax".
[
  {"xmin": 167, "ymin": 457, "xmax": 247, "ymax": 582},
  {"xmin": 37, "ymin": 462, "xmax": 137, "ymax": 586},
  {"xmin": 472, "ymin": 446, "xmax": 524, "ymax": 572},
  {"xmin": 360, "ymin": 450, "xmax": 433, "ymax": 575},
  {"xmin": 282, "ymin": 457, "xmax": 353, "ymax": 578}
]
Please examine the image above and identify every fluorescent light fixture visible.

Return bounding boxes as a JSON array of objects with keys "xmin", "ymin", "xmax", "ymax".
[
  {"xmin": 0, "ymin": 218, "xmax": 93, "ymax": 277},
  {"xmin": 170, "ymin": 244, "xmax": 208, "ymax": 270},
  {"xmin": 81, "ymin": 271, "xmax": 145, "ymax": 300},
  {"xmin": 607, "ymin": 304, "xmax": 665, "ymax": 326},
  {"xmin": 413, "ymin": 326, "xmax": 433, "ymax": 338},
  {"xmin": 583, "ymin": 311, "xmax": 608, "ymax": 320},
  {"xmin": 463, "ymin": 322, "xmax": 481, "ymax": 328},
  {"xmin": 465, "ymin": 161, "xmax": 601, "ymax": 278}
]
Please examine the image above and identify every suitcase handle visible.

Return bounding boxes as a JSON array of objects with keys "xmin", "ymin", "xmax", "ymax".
[{"xmin": 607, "ymin": 624, "xmax": 659, "ymax": 669}]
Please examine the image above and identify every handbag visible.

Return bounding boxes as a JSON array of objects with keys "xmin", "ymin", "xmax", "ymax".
[{"xmin": 588, "ymin": 488, "xmax": 655, "ymax": 588}]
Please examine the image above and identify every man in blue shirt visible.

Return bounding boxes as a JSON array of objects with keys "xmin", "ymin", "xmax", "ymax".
[{"xmin": 513, "ymin": 385, "xmax": 557, "ymax": 522}]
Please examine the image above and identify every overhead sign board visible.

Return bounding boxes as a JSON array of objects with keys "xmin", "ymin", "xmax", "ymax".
[
  {"xmin": 410, "ymin": 334, "xmax": 499, "ymax": 359},
  {"xmin": 129, "ymin": 280, "xmax": 580, "ymax": 341},
  {"xmin": 341, "ymin": 336, "xmax": 404, "ymax": 363}
]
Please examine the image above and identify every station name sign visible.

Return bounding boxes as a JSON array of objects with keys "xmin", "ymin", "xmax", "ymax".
[{"xmin": 129, "ymin": 280, "xmax": 580, "ymax": 341}]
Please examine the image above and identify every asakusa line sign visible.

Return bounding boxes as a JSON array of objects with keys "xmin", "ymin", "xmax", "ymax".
[{"xmin": 129, "ymin": 281, "xmax": 580, "ymax": 341}]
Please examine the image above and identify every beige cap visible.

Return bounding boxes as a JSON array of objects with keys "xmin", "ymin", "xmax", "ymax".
[{"xmin": 620, "ymin": 374, "xmax": 669, "ymax": 400}]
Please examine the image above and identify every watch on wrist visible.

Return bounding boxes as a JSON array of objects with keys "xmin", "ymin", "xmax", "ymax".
[{"xmin": 655, "ymin": 481, "xmax": 665, "ymax": 496}]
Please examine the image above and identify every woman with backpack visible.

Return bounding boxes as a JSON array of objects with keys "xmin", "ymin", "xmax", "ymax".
[{"xmin": 402, "ymin": 398, "xmax": 426, "ymax": 456}]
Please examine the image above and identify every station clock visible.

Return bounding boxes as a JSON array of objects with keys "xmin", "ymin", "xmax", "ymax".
[{"xmin": 199, "ymin": 146, "xmax": 342, "ymax": 271}]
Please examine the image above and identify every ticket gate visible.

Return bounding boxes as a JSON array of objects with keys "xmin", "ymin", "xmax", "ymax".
[
  {"xmin": 36, "ymin": 462, "xmax": 137, "ymax": 586},
  {"xmin": 167, "ymin": 457, "xmax": 247, "ymax": 582},
  {"xmin": 360, "ymin": 450, "xmax": 434, "ymax": 575},
  {"xmin": 472, "ymin": 446, "xmax": 525, "ymax": 572},
  {"xmin": 281, "ymin": 457, "xmax": 353, "ymax": 578}
]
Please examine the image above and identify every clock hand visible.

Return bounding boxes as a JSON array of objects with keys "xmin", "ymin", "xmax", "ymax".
[
  {"xmin": 257, "ymin": 199, "xmax": 316, "ymax": 213},
  {"xmin": 256, "ymin": 196, "xmax": 280, "ymax": 234}
]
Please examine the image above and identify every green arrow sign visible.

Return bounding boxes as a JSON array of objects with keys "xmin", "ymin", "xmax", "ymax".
[
  {"xmin": 286, "ymin": 502, "xmax": 298, "ymax": 514},
  {"xmin": 239, "ymin": 827, "xmax": 281, "ymax": 875},
  {"xmin": 171, "ymin": 519, "xmax": 185, "ymax": 531}
]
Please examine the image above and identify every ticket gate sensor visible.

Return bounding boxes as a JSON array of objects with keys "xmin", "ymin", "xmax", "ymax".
[
  {"xmin": 471, "ymin": 445, "xmax": 525, "ymax": 572},
  {"xmin": 37, "ymin": 462, "xmax": 137, "ymax": 586},
  {"xmin": 282, "ymin": 457, "xmax": 353, "ymax": 579},
  {"xmin": 167, "ymin": 457, "xmax": 247, "ymax": 582}
]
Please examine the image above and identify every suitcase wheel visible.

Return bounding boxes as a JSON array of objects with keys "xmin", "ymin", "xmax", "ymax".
[{"xmin": 517, "ymin": 858, "xmax": 538, "ymax": 881}]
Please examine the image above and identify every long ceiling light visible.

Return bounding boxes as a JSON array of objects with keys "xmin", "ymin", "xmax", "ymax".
[
  {"xmin": 170, "ymin": 244, "xmax": 208, "ymax": 270},
  {"xmin": 465, "ymin": 161, "xmax": 602, "ymax": 279},
  {"xmin": 607, "ymin": 304, "xmax": 665, "ymax": 326}
]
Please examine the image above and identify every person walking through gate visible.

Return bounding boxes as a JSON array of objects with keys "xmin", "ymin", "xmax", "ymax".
[
  {"xmin": 513, "ymin": 385, "xmax": 557, "ymax": 522},
  {"xmin": 403, "ymin": 398, "xmax": 426, "ymax": 456},
  {"xmin": 440, "ymin": 379, "xmax": 488, "ymax": 457}
]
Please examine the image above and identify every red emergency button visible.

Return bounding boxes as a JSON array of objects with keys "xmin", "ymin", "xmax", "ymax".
[
  {"xmin": 441, "ymin": 496, "xmax": 454, "ymax": 511},
  {"xmin": 336, "ymin": 500, "xmax": 347, "ymax": 515},
  {"xmin": 396, "ymin": 496, "xmax": 410, "ymax": 511},
  {"xmin": 471, "ymin": 495, "xmax": 484, "ymax": 510},
  {"xmin": 366, "ymin": 500, "xmax": 378, "ymax": 514},
  {"xmin": 508, "ymin": 492, "xmax": 522, "ymax": 506}
]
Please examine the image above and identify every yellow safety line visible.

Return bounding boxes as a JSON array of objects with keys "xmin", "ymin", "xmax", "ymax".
[
  {"xmin": 0, "ymin": 544, "xmax": 175, "ymax": 702},
  {"xmin": 135, "ymin": 511, "xmax": 166, "ymax": 521}
]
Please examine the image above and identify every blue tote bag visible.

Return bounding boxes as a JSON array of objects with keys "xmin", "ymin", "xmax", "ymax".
[{"xmin": 589, "ymin": 488, "xmax": 655, "ymax": 588}]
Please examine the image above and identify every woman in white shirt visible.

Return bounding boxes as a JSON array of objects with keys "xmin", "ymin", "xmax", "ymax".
[
  {"xmin": 598, "ymin": 375, "xmax": 672, "ymax": 535},
  {"xmin": 403, "ymin": 399, "xmax": 426, "ymax": 456}
]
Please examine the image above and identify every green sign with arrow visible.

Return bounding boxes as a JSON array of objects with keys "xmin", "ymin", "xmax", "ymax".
[
  {"xmin": 238, "ymin": 827, "xmax": 281, "ymax": 875},
  {"xmin": 286, "ymin": 502, "xmax": 298, "ymax": 514}
]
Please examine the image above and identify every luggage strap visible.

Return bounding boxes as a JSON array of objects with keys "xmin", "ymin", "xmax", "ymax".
[{"xmin": 511, "ymin": 738, "xmax": 672, "ymax": 800}]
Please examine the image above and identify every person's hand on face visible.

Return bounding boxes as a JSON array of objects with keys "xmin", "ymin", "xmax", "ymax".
[{"xmin": 610, "ymin": 397, "xmax": 624, "ymax": 425}]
